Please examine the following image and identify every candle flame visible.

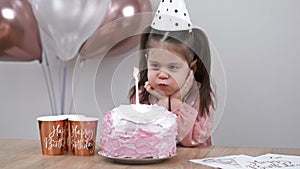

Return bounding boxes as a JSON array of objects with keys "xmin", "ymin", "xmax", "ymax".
[{"xmin": 133, "ymin": 66, "xmax": 139, "ymax": 78}]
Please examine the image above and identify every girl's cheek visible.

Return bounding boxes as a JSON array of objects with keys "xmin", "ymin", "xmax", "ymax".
[
  {"xmin": 147, "ymin": 75, "xmax": 155, "ymax": 85},
  {"xmin": 147, "ymin": 71, "xmax": 153, "ymax": 79},
  {"xmin": 148, "ymin": 70, "xmax": 158, "ymax": 79},
  {"xmin": 171, "ymin": 76, "xmax": 185, "ymax": 88}
]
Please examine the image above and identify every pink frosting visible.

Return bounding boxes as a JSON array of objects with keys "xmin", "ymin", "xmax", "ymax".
[{"xmin": 100, "ymin": 105, "xmax": 177, "ymax": 159}]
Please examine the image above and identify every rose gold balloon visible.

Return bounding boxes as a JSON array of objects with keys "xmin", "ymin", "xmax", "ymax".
[
  {"xmin": 0, "ymin": 0, "xmax": 42, "ymax": 62},
  {"xmin": 81, "ymin": 0, "xmax": 152, "ymax": 58}
]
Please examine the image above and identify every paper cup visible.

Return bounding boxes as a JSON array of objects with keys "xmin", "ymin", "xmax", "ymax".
[
  {"xmin": 58, "ymin": 114, "xmax": 86, "ymax": 151},
  {"xmin": 37, "ymin": 116, "xmax": 68, "ymax": 155},
  {"xmin": 69, "ymin": 116, "xmax": 98, "ymax": 156}
]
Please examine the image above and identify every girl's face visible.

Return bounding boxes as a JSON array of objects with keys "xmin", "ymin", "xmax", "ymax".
[{"xmin": 147, "ymin": 41, "xmax": 191, "ymax": 96}]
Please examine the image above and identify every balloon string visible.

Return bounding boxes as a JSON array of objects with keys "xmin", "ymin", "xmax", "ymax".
[
  {"xmin": 58, "ymin": 59, "xmax": 63, "ymax": 114},
  {"xmin": 68, "ymin": 59, "xmax": 85, "ymax": 114},
  {"xmin": 46, "ymin": 54, "xmax": 58, "ymax": 114},
  {"xmin": 57, "ymin": 58, "xmax": 63, "ymax": 104},
  {"xmin": 60, "ymin": 61, "xmax": 67, "ymax": 115},
  {"xmin": 41, "ymin": 62, "xmax": 55, "ymax": 115},
  {"xmin": 42, "ymin": 51, "xmax": 57, "ymax": 115}
]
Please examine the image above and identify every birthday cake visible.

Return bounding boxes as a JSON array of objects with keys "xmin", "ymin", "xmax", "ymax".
[{"xmin": 99, "ymin": 104, "xmax": 177, "ymax": 159}]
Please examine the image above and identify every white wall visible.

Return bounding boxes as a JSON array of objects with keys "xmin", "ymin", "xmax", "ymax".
[
  {"xmin": 190, "ymin": 0, "xmax": 300, "ymax": 148},
  {"xmin": 1, "ymin": 0, "xmax": 299, "ymax": 148}
]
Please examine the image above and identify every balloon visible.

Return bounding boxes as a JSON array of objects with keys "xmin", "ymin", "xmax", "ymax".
[
  {"xmin": 30, "ymin": 0, "xmax": 111, "ymax": 62},
  {"xmin": 0, "ymin": 0, "xmax": 42, "ymax": 62},
  {"xmin": 81, "ymin": 0, "xmax": 152, "ymax": 59}
]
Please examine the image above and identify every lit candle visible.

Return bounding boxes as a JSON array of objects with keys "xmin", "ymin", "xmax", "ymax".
[{"xmin": 133, "ymin": 67, "xmax": 139, "ymax": 104}]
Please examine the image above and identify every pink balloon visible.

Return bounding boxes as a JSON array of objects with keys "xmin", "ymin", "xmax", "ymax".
[
  {"xmin": 81, "ymin": 0, "xmax": 152, "ymax": 58},
  {"xmin": 0, "ymin": 0, "xmax": 42, "ymax": 62}
]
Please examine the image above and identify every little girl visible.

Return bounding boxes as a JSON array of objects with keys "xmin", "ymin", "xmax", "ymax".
[{"xmin": 129, "ymin": 26, "xmax": 215, "ymax": 147}]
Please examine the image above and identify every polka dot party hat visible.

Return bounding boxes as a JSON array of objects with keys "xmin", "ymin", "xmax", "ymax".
[{"xmin": 151, "ymin": 0, "xmax": 192, "ymax": 31}]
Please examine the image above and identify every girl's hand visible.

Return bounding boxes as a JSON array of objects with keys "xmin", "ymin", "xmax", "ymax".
[
  {"xmin": 144, "ymin": 81, "xmax": 169, "ymax": 109},
  {"xmin": 144, "ymin": 81, "xmax": 168, "ymax": 100},
  {"xmin": 172, "ymin": 70, "xmax": 195, "ymax": 100}
]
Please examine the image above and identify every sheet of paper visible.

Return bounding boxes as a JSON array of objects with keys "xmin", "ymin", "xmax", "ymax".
[
  {"xmin": 189, "ymin": 155, "xmax": 253, "ymax": 169},
  {"xmin": 190, "ymin": 154, "xmax": 300, "ymax": 169},
  {"xmin": 239, "ymin": 154, "xmax": 300, "ymax": 169}
]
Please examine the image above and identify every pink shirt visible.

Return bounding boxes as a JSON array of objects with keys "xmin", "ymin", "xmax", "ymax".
[{"xmin": 131, "ymin": 82, "xmax": 214, "ymax": 147}]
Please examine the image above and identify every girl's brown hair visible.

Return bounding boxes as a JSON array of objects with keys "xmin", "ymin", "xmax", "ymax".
[{"xmin": 129, "ymin": 26, "xmax": 214, "ymax": 117}]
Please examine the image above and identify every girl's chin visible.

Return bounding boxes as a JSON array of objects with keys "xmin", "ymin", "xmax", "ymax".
[{"xmin": 156, "ymin": 87, "xmax": 176, "ymax": 96}]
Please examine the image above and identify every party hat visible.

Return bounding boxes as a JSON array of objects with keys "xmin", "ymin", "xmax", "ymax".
[{"xmin": 151, "ymin": 0, "xmax": 192, "ymax": 31}]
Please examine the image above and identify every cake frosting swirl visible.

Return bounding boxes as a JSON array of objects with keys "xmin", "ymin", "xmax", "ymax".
[{"xmin": 99, "ymin": 104, "xmax": 177, "ymax": 159}]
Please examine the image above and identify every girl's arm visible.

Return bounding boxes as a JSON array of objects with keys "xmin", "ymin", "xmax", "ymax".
[
  {"xmin": 132, "ymin": 83, "xmax": 214, "ymax": 147},
  {"xmin": 171, "ymin": 81, "xmax": 214, "ymax": 147},
  {"xmin": 173, "ymin": 103, "xmax": 213, "ymax": 147}
]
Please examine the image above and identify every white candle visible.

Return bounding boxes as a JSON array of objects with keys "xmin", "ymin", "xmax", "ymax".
[{"xmin": 133, "ymin": 67, "xmax": 139, "ymax": 104}]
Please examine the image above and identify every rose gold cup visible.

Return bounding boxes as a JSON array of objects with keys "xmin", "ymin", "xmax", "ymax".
[
  {"xmin": 37, "ymin": 116, "xmax": 68, "ymax": 155},
  {"xmin": 58, "ymin": 114, "xmax": 86, "ymax": 151},
  {"xmin": 69, "ymin": 116, "xmax": 98, "ymax": 156}
]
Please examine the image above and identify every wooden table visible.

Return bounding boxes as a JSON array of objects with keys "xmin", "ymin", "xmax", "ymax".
[{"xmin": 1, "ymin": 139, "xmax": 300, "ymax": 169}]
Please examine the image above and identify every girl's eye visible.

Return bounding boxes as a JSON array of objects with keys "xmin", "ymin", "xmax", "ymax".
[
  {"xmin": 169, "ymin": 65, "xmax": 179, "ymax": 70},
  {"xmin": 149, "ymin": 63, "xmax": 160, "ymax": 70}
]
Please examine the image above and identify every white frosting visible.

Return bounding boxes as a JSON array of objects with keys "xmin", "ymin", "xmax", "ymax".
[
  {"xmin": 116, "ymin": 104, "xmax": 167, "ymax": 123},
  {"xmin": 100, "ymin": 104, "xmax": 177, "ymax": 159}
]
